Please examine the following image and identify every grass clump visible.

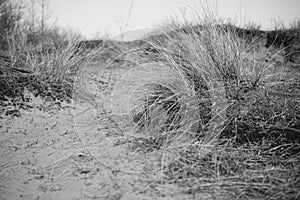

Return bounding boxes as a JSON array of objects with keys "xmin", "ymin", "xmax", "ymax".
[
  {"xmin": 0, "ymin": 39, "xmax": 101, "ymax": 115},
  {"xmin": 122, "ymin": 13, "xmax": 300, "ymax": 199},
  {"xmin": 128, "ymin": 17, "xmax": 266, "ymax": 150}
]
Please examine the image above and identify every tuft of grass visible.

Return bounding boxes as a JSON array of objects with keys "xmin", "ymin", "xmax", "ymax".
[
  {"xmin": 0, "ymin": 38, "xmax": 102, "ymax": 116},
  {"xmin": 121, "ymin": 12, "xmax": 300, "ymax": 199},
  {"xmin": 127, "ymin": 16, "xmax": 281, "ymax": 149}
]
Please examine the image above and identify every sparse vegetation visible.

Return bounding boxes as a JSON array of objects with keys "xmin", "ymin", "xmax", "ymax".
[
  {"xmin": 116, "ymin": 14, "xmax": 300, "ymax": 199},
  {"xmin": 0, "ymin": 3, "xmax": 299, "ymax": 200},
  {"xmin": 0, "ymin": 0, "xmax": 104, "ymax": 116}
]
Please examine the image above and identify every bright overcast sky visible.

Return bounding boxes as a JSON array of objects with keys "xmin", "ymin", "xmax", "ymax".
[{"xmin": 47, "ymin": 0, "xmax": 300, "ymax": 39}]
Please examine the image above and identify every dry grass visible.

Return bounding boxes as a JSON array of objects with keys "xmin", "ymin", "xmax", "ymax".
[
  {"xmin": 120, "ymin": 14, "xmax": 300, "ymax": 199},
  {"xmin": 0, "ymin": 39, "xmax": 102, "ymax": 104},
  {"xmin": 164, "ymin": 141, "xmax": 300, "ymax": 199},
  {"xmin": 1, "ymin": 6, "xmax": 299, "ymax": 199},
  {"xmin": 0, "ymin": 37, "xmax": 105, "ymax": 118},
  {"xmin": 126, "ymin": 16, "xmax": 276, "ymax": 147}
]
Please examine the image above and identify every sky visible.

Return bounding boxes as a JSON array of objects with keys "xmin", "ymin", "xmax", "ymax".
[{"xmin": 45, "ymin": 0, "xmax": 300, "ymax": 40}]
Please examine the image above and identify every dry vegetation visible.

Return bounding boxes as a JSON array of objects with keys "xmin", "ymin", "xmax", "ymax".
[
  {"xmin": 1, "ymin": 1, "xmax": 300, "ymax": 199},
  {"xmin": 115, "ymin": 17, "xmax": 300, "ymax": 199}
]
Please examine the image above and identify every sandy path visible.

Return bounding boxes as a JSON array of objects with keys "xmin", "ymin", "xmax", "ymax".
[{"xmin": 0, "ymin": 63, "xmax": 205, "ymax": 200}]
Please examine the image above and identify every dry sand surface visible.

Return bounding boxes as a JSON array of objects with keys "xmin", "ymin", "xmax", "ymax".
[{"xmin": 0, "ymin": 63, "xmax": 213, "ymax": 200}]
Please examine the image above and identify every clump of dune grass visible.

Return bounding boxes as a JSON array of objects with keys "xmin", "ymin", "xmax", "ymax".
[
  {"xmin": 27, "ymin": 41, "xmax": 101, "ymax": 99},
  {"xmin": 119, "ymin": 11, "xmax": 300, "ymax": 199},
  {"xmin": 0, "ymin": 37, "xmax": 102, "ymax": 115},
  {"xmin": 127, "ymin": 17, "xmax": 261, "ymax": 151}
]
